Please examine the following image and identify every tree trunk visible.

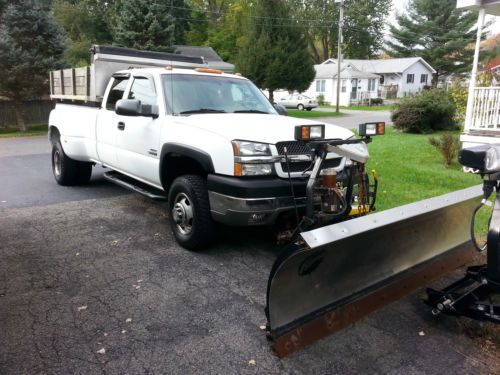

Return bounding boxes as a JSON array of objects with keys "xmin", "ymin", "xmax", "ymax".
[
  {"xmin": 269, "ymin": 90, "xmax": 274, "ymax": 103},
  {"xmin": 13, "ymin": 100, "xmax": 27, "ymax": 133},
  {"xmin": 432, "ymin": 71, "xmax": 439, "ymax": 87}
]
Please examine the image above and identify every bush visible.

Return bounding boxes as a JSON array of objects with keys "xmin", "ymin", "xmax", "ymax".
[
  {"xmin": 371, "ymin": 98, "xmax": 383, "ymax": 105},
  {"xmin": 392, "ymin": 89, "xmax": 457, "ymax": 133},
  {"xmin": 428, "ymin": 133, "xmax": 461, "ymax": 166},
  {"xmin": 316, "ymin": 93, "xmax": 325, "ymax": 106}
]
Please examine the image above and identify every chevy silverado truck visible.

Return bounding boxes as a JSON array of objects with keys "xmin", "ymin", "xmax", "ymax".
[{"xmin": 48, "ymin": 46, "xmax": 371, "ymax": 249}]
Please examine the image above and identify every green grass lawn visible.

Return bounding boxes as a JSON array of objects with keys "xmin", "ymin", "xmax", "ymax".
[
  {"xmin": 0, "ymin": 124, "xmax": 47, "ymax": 138},
  {"xmin": 288, "ymin": 109, "xmax": 345, "ymax": 118},
  {"xmin": 366, "ymin": 128, "xmax": 480, "ymax": 211},
  {"xmin": 320, "ymin": 105, "xmax": 393, "ymax": 111}
]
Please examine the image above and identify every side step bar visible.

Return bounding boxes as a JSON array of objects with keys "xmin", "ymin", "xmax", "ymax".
[
  {"xmin": 104, "ymin": 171, "xmax": 167, "ymax": 201},
  {"xmin": 266, "ymin": 185, "xmax": 483, "ymax": 357}
]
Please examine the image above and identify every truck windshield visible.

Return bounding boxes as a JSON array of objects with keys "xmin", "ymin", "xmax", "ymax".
[{"xmin": 162, "ymin": 74, "xmax": 277, "ymax": 115}]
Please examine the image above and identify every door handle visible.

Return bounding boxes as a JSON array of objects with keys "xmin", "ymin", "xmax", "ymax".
[{"xmin": 117, "ymin": 122, "xmax": 125, "ymax": 130}]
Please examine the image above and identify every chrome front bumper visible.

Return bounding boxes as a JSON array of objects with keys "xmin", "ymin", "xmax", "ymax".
[{"xmin": 208, "ymin": 191, "xmax": 306, "ymax": 226}]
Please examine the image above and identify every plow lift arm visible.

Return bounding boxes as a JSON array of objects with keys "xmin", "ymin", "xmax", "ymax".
[
  {"xmin": 426, "ymin": 145, "xmax": 500, "ymax": 324},
  {"xmin": 265, "ymin": 124, "xmax": 485, "ymax": 358}
]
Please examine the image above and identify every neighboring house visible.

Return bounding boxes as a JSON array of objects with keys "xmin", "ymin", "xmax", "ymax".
[
  {"xmin": 321, "ymin": 57, "xmax": 436, "ymax": 98},
  {"xmin": 303, "ymin": 63, "xmax": 380, "ymax": 106},
  {"xmin": 456, "ymin": 0, "xmax": 500, "ymax": 148},
  {"xmin": 173, "ymin": 45, "xmax": 235, "ymax": 73}
]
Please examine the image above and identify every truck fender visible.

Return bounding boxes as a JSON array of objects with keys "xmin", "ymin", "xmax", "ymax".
[{"xmin": 159, "ymin": 143, "xmax": 215, "ymax": 191}]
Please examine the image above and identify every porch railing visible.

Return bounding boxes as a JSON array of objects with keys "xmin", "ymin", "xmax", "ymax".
[{"xmin": 468, "ymin": 87, "xmax": 500, "ymax": 131}]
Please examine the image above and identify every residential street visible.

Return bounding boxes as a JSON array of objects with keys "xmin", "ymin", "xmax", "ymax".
[
  {"xmin": 314, "ymin": 108, "xmax": 392, "ymax": 130},
  {"xmin": 0, "ymin": 136, "xmax": 498, "ymax": 374}
]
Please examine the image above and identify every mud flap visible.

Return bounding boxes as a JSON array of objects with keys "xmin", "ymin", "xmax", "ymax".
[{"xmin": 266, "ymin": 185, "xmax": 483, "ymax": 357}]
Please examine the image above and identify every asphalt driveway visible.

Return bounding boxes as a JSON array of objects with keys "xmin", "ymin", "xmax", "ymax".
[{"xmin": 0, "ymin": 136, "xmax": 498, "ymax": 374}]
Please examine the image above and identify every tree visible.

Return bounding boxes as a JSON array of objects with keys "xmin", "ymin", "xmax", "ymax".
[
  {"xmin": 113, "ymin": 0, "xmax": 191, "ymax": 52},
  {"xmin": 386, "ymin": 0, "xmax": 486, "ymax": 85},
  {"xmin": 0, "ymin": 0, "xmax": 66, "ymax": 132},
  {"xmin": 237, "ymin": 0, "xmax": 315, "ymax": 102},
  {"xmin": 52, "ymin": 0, "xmax": 115, "ymax": 66},
  {"xmin": 292, "ymin": 0, "xmax": 391, "ymax": 63}
]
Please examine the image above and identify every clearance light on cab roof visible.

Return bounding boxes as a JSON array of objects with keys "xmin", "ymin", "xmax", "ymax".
[{"xmin": 195, "ymin": 68, "xmax": 223, "ymax": 74}]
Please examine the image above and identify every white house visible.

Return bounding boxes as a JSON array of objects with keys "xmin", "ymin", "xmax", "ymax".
[
  {"xmin": 321, "ymin": 57, "xmax": 436, "ymax": 98},
  {"xmin": 303, "ymin": 63, "xmax": 380, "ymax": 106},
  {"xmin": 456, "ymin": 0, "xmax": 500, "ymax": 148}
]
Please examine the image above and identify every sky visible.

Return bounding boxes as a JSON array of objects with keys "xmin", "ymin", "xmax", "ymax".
[{"xmin": 390, "ymin": 0, "xmax": 500, "ymax": 35}]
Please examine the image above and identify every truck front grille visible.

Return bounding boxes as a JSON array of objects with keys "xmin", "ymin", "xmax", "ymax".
[
  {"xmin": 281, "ymin": 158, "xmax": 342, "ymax": 173},
  {"xmin": 276, "ymin": 141, "xmax": 342, "ymax": 174},
  {"xmin": 276, "ymin": 141, "xmax": 311, "ymax": 155}
]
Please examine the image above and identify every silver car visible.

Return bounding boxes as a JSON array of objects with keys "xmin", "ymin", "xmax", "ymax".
[{"xmin": 279, "ymin": 94, "xmax": 318, "ymax": 111}]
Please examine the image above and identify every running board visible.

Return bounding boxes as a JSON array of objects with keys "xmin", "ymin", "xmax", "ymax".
[{"xmin": 104, "ymin": 171, "xmax": 167, "ymax": 201}]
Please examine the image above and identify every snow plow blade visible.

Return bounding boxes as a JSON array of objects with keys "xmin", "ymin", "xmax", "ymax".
[{"xmin": 266, "ymin": 185, "xmax": 483, "ymax": 357}]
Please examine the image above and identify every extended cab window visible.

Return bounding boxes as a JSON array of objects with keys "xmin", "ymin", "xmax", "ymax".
[
  {"xmin": 128, "ymin": 77, "xmax": 157, "ymax": 106},
  {"xmin": 106, "ymin": 77, "xmax": 129, "ymax": 111}
]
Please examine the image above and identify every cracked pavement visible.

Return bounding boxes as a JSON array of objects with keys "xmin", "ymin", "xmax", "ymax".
[{"xmin": 0, "ymin": 136, "xmax": 498, "ymax": 374}]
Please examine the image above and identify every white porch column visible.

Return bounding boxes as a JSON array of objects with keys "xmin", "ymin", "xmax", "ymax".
[{"xmin": 464, "ymin": 7, "xmax": 486, "ymax": 132}]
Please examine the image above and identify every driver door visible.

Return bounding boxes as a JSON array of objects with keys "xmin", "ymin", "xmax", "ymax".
[{"xmin": 115, "ymin": 74, "xmax": 162, "ymax": 186}]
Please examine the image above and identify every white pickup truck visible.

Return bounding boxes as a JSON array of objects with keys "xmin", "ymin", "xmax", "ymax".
[{"xmin": 49, "ymin": 46, "xmax": 371, "ymax": 250}]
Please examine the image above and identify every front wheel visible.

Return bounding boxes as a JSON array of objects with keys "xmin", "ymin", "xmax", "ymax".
[
  {"xmin": 297, "ymin": 104, "xmax": 304, "ymax": 111},
  {"xmin": 168, "ymin": 175, "xmax": 216, "ymax": 250},
  {"xmin": 52, "ymin": 141, "xmax": 92, "ymax": 186}
]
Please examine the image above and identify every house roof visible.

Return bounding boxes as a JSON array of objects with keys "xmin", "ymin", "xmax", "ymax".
[
  {"xmin": 322, "ymin": 57, "xmax": 437, "ymax": 74},
  {"xmin": 315, "ymin": 63, "xmax": 380, "ymax": 79},
  {"xmin": 173, "ymin": 45, "xmax": 235, "ymax": 72}
]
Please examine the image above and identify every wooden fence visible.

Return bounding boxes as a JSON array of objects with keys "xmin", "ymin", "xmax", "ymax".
[{"xmin": 0, "ymin": 100, "xmax": 54, "ymax": 127}]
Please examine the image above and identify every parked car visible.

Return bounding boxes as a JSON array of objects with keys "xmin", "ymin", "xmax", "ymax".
[{"xmin": 279, "ymin": 94, "xmax": 317, "ymax": 111}]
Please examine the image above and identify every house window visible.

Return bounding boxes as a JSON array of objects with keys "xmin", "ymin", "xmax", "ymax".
[
  {"xmin": 407, "ymin": 74, "xmax": 415, "ymax": 84},
  {"xmin": 379, "ymin": 75, "xmax": 385, "ymax": 85},
  {"xmin": 368, "ymin": 79, "xmax": 376, "ymax": 92},
  {"xmin": 421, "ymin": 74, "xmax": 428, "ymax": 84},
  {"xmin": 316, "ymin": 80, "xmax": 326, "ymax": 92},
  {"xmin": 341, "ymin": 80, "xmax": 347, "ymax": 93}
]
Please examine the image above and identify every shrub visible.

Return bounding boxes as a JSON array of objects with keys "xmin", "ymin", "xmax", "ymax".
[
  {"xmin": 371, "ymin": 98, "xmax": 383, "ymax": 105},
  {"xmin": 392, "ymin": 89, "xmax": 457, "ymax": 133},
  {"xmin": 428, "ymin": 133, "xmax": 461, "ymax": 166},
  {"xmin": 316, "ymin": 93, "xmax": 325, "ymax": 106}
]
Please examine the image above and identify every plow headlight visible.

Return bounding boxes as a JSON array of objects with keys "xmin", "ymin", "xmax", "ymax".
[
  {"xmin": 295, "ymin": 125, "xmax": 325, "ymax": 141},
  {"xmin": 359, "ymin": 122, "xmax": 385, "ymax": 137}
]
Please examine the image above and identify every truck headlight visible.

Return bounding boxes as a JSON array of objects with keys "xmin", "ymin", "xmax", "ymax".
[
  {"xmin": 234, "ymin": 163, "xmax": 273, "ymax": 176},
  {"xmin": 232, "ymin": 140, "xmax": 274, "ymax": 176},
  {"xmin": 232, "ymin": 140, "xmax": 271, "ymax": 156}
]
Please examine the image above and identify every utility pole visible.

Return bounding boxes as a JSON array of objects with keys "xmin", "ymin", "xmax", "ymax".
[{"xmin": 335, "ymin": 0, "xmax": 344, "ymax": 113}]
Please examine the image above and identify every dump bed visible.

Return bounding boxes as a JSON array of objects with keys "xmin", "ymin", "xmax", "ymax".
[{"xmin": 49, "ymin": 45, "xmax": 207, "ymax": 103}]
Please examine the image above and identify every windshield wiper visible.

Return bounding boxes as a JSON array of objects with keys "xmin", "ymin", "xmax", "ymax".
[
  {"xmin": 179, "ymin": 108, "xmax": 227, "ymax": 114},
  {"xmin": 233, "ymin": 110, "xmax": 269, "ymax": 114}
]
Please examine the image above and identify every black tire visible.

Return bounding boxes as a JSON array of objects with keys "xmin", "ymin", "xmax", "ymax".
[
  {"xmin": 168, "ymin": 175, "xmax": 216, "ymax": 250},
  {"xmin": 51, "ymin": 141, "xmax": 92, "ymax": 186},
  {"xmin": 306, "ymin": 108, "xmax": 313, "ymax": 111},
  {"xmin": 297, "ymin": 104, "xmax": 304, "ymax": 111}
]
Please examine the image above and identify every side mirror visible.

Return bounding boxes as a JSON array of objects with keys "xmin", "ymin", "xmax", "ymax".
[
  {"xmin": 116, "ymin": 99, "xmax": 159, "ymax": 118},
  {"xmin": 273, "ymin": 103, "xmax": 288, "ymax": 116}
]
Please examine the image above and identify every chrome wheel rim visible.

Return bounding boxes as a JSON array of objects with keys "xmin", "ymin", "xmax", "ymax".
[
  {"xmin": 53, "ymin": 150, "xmax": 61, "ymax": 177},
  {"xmin": 172, "ymin": 193, "xmax": 194, "ymax": 235}
]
